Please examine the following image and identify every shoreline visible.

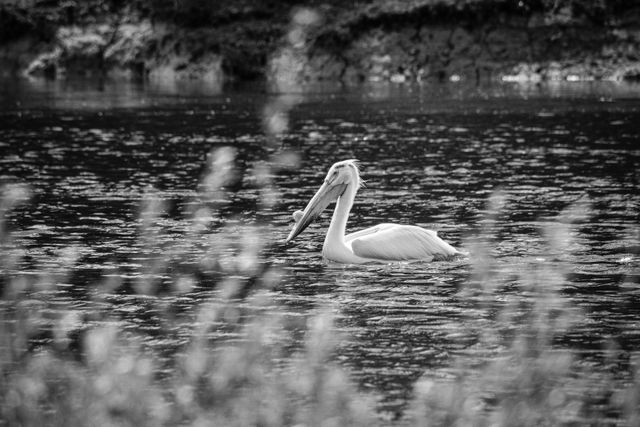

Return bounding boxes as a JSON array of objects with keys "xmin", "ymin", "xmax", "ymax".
[{"xmin": 1, "ymin": 2, "xmax": 639, "ymax": 90}]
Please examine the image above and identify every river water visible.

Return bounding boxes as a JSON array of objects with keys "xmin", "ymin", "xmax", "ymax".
[{"xmin": 1, "ymin": 78, "xmax": 639, "ymax": 423}]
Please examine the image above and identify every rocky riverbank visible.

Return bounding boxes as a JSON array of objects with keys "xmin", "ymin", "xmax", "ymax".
[
  {"xmin": 1, "ymin": 1, "xmax": 639, "ymax": 90},
  {"xmin": 274, "ymin": 1, "xmax": 640, "ymax": 86}
]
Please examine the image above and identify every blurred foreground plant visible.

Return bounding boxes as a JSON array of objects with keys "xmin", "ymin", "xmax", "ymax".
[
  {"xmin": 409, "ymin": 193, "xmax": 639, "ymax": 426},
  {"xmin": 0, "ymin": 148, "xmax": 375, "ymax": 427},
  {"xmin": 1, "ymin": 166, "xmax": 639, "ymax": 426}
]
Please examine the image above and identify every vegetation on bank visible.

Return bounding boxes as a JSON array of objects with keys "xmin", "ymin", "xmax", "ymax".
[
  {"xmin": 1, "ymin": 0, "xmax": 639, "ymax": 82},
  {"xmin": 1, "ymin": 0, "xmax": 633, "ymax": 36}
]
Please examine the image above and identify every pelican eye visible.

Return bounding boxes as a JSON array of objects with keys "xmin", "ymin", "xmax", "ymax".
[{"xmin": 325, "ymin": 169, "xmax": 338, "ymax": 184}]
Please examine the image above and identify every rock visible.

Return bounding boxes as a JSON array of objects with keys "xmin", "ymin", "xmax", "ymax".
[
  {"xmin": 546, "ymin": 61, "xmax": 563, "ymax": 81},
  {"xmin": 501, "ymin": 62, "xmax": 543, "ymax": 82},
  {"xmin": 23, "ymin": 24, "xmax": 111, "ymax": 78},
  {"xmin": 368, "ymin": 53, "xmax": 392, "ymax": 80},
  {"xmin": 16, "ymin": 17, "xmax": 227, "ymax": 84},
  {"xmin": 607, "ymin": 62, "xmax": 640, "ymax": 81},
  {"xmin": 57, "ymin": 25, "xmax": 109, "ymax": 58},
  {"xmin": 58, "ymin": 26, "xmax": 108, "ymax": 77},
  {"xmin": 390, "ymin": 73, "xmax": 405, "ymax": 83},
  {"xmin": 24, "ymin": 46, "xmax": 61, "ymax": 78}
]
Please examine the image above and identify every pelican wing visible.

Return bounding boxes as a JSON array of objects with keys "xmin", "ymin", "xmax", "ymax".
[{"xmin": 349, "ymin": 224, "xmax": 458, "ymax": 261}]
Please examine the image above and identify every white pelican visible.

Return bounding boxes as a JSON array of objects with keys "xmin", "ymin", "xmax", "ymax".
[{"xmin": 286, "ymin": 160, "xmax": 461, "ymax": 264}]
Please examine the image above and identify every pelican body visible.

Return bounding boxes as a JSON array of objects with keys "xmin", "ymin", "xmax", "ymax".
[{"xmin": 286, "ymin": 160, "xmax": 460, "ymax": 264}]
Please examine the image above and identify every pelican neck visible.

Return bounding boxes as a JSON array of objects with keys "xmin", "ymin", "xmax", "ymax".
[{"xmin": 325, "ymin": 181, "xmax": 357, "ymax": 245}]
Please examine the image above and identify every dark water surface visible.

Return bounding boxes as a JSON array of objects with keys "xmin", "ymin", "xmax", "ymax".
[{"xmin": 1, "ymin": 79, "xmax": 639, "ymax": 421}]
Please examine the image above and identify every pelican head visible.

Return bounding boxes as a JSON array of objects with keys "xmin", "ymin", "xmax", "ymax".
[{"xmin": 286, "ymin": 160, "xmax": 360, "ymax": 242}]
